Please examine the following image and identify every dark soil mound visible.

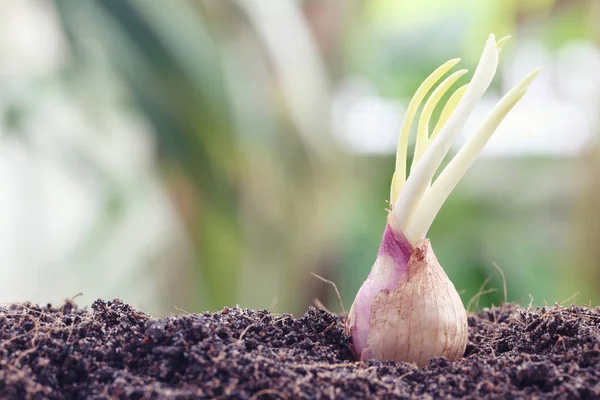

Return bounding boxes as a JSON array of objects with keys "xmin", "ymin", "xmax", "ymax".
[{"xmin": 0, "ymin": 299, "xmax": 599, "ymax": 399}]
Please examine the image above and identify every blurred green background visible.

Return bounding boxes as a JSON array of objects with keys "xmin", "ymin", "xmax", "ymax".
[{"xmin": 1, "ymin": 0, "xmax": 600, "ymax": 315}]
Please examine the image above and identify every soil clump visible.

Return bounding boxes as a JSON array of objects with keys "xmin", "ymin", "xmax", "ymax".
[{"xmin": 0, "ymin": 299, "xmax": 599, "ymax": 399}]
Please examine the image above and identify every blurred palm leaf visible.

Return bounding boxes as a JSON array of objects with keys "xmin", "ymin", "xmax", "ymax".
[{"xmin": 53, "ymin": 0, "xmax": 241, "ymax": 309}]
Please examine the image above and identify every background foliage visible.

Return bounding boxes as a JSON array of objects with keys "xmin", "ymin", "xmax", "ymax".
[{"xmin": 1, "ymin": 0, "xmax": 599, "ymax": 315}]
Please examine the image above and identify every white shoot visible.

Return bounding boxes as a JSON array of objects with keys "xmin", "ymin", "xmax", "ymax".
[
  {"xmin": 412, "ymin": 69, "xmax": 469, "ymax": 170},
  {"xmin": 430, "ymin": 84, "xmax": 468, "ymax": 143},
  {"xmin": 390, "ymin": 58, "xmax": 461, "ymax": 204},
  {"xmin": 404, "ymin": 68, "xmax": 541, "ymax": 243},
  {"xmin": 391, "ymin": 34, "xmax": 500, "ymax": 233}
]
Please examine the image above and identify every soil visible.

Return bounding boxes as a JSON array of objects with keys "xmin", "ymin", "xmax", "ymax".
[{"xmin": 0, "ymin": 299, "xmax": 599, "ymax": 399}]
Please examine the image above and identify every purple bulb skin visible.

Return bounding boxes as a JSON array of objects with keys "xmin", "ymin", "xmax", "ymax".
[
  {"xmin": 347, "ymin": 223, "xmax": 413, "ymax": 360},
  {"xmin": 377, "ymin": 223, "xmax": 413, "ymax": 266}
]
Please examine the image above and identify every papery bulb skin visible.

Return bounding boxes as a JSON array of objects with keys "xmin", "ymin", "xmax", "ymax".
[
  {"xmin": 348, "ymin": 230, "xmax": 468, "ymax": 366},
  {"xmin": 346, "ymin": 224, "xmax": 413, "ymax": 358}
]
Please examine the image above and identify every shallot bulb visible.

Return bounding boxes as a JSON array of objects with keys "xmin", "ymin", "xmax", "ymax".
[{"xmin": 348, "ymin": 34, "xmax": 540, "ymax": 366}]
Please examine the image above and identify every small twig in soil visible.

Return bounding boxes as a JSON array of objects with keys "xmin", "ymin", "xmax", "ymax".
[
  {"xmin": 396, "ymin": 371, "xmax": 414, "ymax": 381},
  {"xmin": 61, "ymin": 292, "xmax": 83, "ymax": 316},
  {"xmin": 554, "ymin": 334, "xmax": 567, "ymax": 352},
  {"xmin": 0, "ymin": 331, "xmax": 31, "ymax": 348},
  {"xmin": 528, "ymin": 294, "xmax": 535, "ymax": 310},
  {"xmin": 467, "ymin": 277, "xmax": 496, "ymax": 313},
  {"xmin": 238, "ymin": 315, "xmax": 269, "ymax": 343},
  {"xmin": 492, "ymin": 263, "xmax": 507, "ymax": 304},
  {"xmin": 173, "ymin": 305, "xmax": 192, "ymax": 315},
  {"xmin": 288, "ymin": 362, "xmax": 358, "ymax": 370},
  {"xmin": 249, "ymin": 388, "xmax": 288, "ymax": 400},
  {"xmin": 313, "ymin": 299, "xmax": 333, "ymax": 315},
  {"xmin": 560, "ymin": 292, "xmax": 580, "ymax": 305},
  {"xmin": 310, "ymin": 272, "xmax": 347, "ymax": 316},
  {"xmin": 467, "ymin": 277, "xmax": 491, "ymax": 313},
  {"xmin": 509, "ymin": 313, "xmax": 526, "ymax": 326},
  {"xmin": 491, "ymin": 306, "xmax": 498, "ymax": 324},
  {"xmin": 321, "ymin": 321, "xmax": 336, "ymax": 335},
  {"xmin": 65, "ymin": 319, "xmax": 77, "ymax": 344},
  {"xmin": 468, "ymin": 288, "xmax": 496, "ymax": 313}
]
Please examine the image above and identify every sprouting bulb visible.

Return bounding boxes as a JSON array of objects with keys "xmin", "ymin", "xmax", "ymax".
[{"xmin": 347, "ymin": 34, "xmax": 540, "ymax": 366}]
